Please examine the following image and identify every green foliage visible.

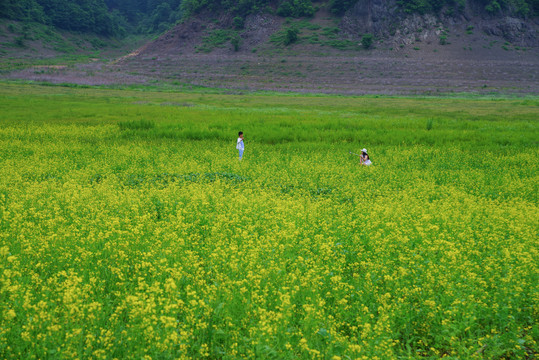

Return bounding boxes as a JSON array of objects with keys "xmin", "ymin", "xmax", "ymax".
[
  {"xmin": 181, "ymin": 0, "xmax": 269, "ymax": 18},
  {"xmin": 0, "ymin": 0, "xmax": 186, "ymax": 36},
  {"xmin": 36, "ymin": 0, "xmax": 115, "ymax": 35},
  {"xmin": 270, "ymin": 20, "xmax": 359, "ymax": 50},
  {"xmin": 285, "ymin": 27, "xmax": 299, "ymax": 44},
  {"xmin": 321, "ymin": 26, "xmax": 340, "ymax": 38},
  {"xmin": 329, "ymin": 0, "xmax": 358, "ymax": 15},
  {"xmin": 197, "ymin": 29, "xmax": 238, "ymax": 52},
  {"xmin": 270, "ymin": 26, "xmax": 300, "ymax": 46},
  {"xmin": 233, "ymin": 16, "xmax": 245, "ymax": 29},
  {"xmin": 439, "ymin": 34, "xmax": 448, "ymax": 44},
  {"xmin": 324, "ymin": 38, "xmax": 358, "ymax": 49},
  {"xmin": 118, "ymin": 119, "xmax": 156, "ymax": 130},
  {"xmin": 231, "ymin": 34, "xmax": 241, "ymax": 51},
  {"xmin": 0, "ymin": 0, "xmax": 47, "ymax": 23},
  {"xmin": 485, "ymin": 0, "xmax": 502, "ymax": 12},
  {"xmin": 396, "ymin": 0, "xmax": 536, "ymax": 15},
  {"xmin": 14, "ymin": 36, "xmax": 26, "ymax": 48},
  {"xmin": 361, "ymin": 33, "xmax": 373, "ymax": 49},
  {"xmin": 3, "ymin": 0, "xmax": 538, "ymax": 39},
  {"xmin": 397, "ymin": 0, "xmax": 454, "ymax": 14},
  {"xmin": 483, "ymin": 0, "xmax": 533, "ymax": 15},
  {"xmin": 277, "ymin": 0, "xmax": 315, "ymax": 17},
  {"xmin": 3, "ymin": 0, "xmax": 538, "ymax": 40}
]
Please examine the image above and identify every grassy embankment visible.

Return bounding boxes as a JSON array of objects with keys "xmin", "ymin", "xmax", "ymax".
[
  {"xmin": 0, "ymin": 83, "xmax": 537, "ymax": 359},
  {"xmin": 0, "ymin": 20, "xmax": 149, "ymax": 74}
]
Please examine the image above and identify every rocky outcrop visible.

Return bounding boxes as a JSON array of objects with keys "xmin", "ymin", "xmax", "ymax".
[
  {"xmin": 342, "ymin": 0, "xmax": 400, "ymax": 37},
  {"xmin": 340, "ymin": 0, "xmax": 538, "ymax": 47},
  {"xmin": 481, "ymin": 17, "xmax": 537, "ymax": 46},
  {"xmin": 341, "ymin": 0, "xmax": 445, "ymax": 45}
]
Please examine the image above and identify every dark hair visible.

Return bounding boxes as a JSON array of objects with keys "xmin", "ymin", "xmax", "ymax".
[
  {"xmin": 238, "ymin": 131, "xmax": 243, "ymax": 136},
  {"xmin": 362, "ymin": 151, "xmax": 370, "ymax": 160}
]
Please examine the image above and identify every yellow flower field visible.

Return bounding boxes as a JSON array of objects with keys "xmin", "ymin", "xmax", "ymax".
[{"xmin": 0, "ymin": 84, "xmax": 537, "ymax": 359}]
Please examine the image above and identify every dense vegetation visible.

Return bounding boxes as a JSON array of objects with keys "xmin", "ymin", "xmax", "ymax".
[
  {"xmin": 398, "ymin": 0, "xmax": 539, "ymax": 15},
  {"xmin": 0, "ymin": 83, "xmax": 537, "ymax": 359},
  {"xmin": 180, "ymin": 0, "xmax": 538, "ymax": 18},
  {"xmin": 0, "ymin": 0, "xmax": 183, "ymax": 35},
  {"xmin": 1, "ymin": 0, "xmax": 537, "ymax": 37}
]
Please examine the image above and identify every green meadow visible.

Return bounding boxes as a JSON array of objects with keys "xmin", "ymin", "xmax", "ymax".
[{"xmin": 0, "ymin": 83, "xmax": 537, "ymax": 359}]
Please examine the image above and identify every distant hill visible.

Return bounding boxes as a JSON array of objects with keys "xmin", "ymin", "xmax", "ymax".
[
  {"xmin": 109, "ymin": 0, "xmax": 538, "ymax": 95},
  {"xmin": 129, "ymin": 0, "xmax": 538, "ymax": 58},
  {"xmin": 1, "ymin": 0, "xmax": 537, "ymax": 39},
  {"xmin": 1, "ymin": 0, "xmax": 538, "ymax": 95}
]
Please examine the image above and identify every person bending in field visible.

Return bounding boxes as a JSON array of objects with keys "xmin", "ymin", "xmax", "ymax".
[
  {"xmin": 236, "ymin": 131, "xmax": 244, "ymax": 160},
  {"xmin": 360, "ymin": 148, "xmax": 371, "ymax": 166}
]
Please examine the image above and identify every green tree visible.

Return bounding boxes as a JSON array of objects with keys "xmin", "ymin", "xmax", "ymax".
[
  {"xmin": 0, "ymin": 0, "xmax": 47, "ymax": 22},
  {"xmin": 277, "ymin": 0, "xmax": 315, "ymax": 17}
]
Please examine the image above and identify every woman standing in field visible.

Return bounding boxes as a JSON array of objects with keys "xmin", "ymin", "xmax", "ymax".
[
  {"xmin": 236, "ymin": 131, "xmax": 244, "ymax": 160},
  {"xmin": 360, "ymin": 148, "xmax": 371, "ymax": 166}
]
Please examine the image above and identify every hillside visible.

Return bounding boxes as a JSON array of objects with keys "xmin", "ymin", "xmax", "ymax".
[
  {"xmin": 115, "ymin": 0, "xmax": 539, "ymax": 94},
  {"xmin": 1, "ymin": 0, "xmax": 538, "ymax": 95}
]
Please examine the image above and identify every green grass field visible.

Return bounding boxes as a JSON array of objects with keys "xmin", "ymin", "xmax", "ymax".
[{"xmin": 0, "ymin": 83, "xmax": 537, "ymax": 359}]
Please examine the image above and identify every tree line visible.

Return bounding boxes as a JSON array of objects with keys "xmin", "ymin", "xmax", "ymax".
[
  {"xmin": 0, "ymin": 0, "xmax": 183, "ymax": 36},
  {"xmin": 180, "ymin": 0, "xmax": 538, "ymax": 18},
  {"xmin": 1, "ymin": 0, "xmax": 537, "ymax": 37},
  {"xmin": 397, "ymin": 0, "xmax": 538, "ymax": 15}
]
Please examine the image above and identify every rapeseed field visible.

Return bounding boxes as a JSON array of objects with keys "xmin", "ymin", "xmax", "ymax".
[{"xmin": 0, "ymin": 83, "xmax": 537, "ymax": 359}]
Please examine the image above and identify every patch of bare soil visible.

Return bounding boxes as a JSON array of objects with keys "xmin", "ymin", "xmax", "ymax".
[
  {"xmin": 7, "ymin": 46, "xmax": 535, "ymax": 95},
  {"xmin": 114, "ymin": 50, "xmax": 538, "ymax": 95}
]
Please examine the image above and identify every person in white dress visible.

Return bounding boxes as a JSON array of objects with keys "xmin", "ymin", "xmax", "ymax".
[{"xmin": 236, "ymin": 131, "xmax": 244, "ymax": 160}]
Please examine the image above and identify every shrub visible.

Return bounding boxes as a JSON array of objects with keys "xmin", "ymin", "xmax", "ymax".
[
  {"xmin": 321, "ymin": 27, "xmax": 340, "ymax": 38},
  {"xmin": 361, "ymin": 33, "xmax": 373, "ymax": 49},
  {"xmin": 277, "ymin": 0, "xmax": 315, "ymax": 18},
  {"xmin": 14, "ymin": 37, "xmax": 25, "ymax": 47},
  {"xmin": 233, "ymin": 16, "xmax": 244, "ymax": 29},
  {"xmin": 231, "ymin": 35, "xmax": 240, "ymax": 51},
  {"xmin": 485, "ymin": 1, "xmax": 502, "ymax": 14},
  {"xmin": 285, "ymin": 27, "xmax": 299, "ymax": 45},
  {"xmin": 439, "ymin": 35, "xmax": 448, "ymax": 45},
  {"xmin": 329, "ymin": 0, "xmax": 357, "ymax": 15}
]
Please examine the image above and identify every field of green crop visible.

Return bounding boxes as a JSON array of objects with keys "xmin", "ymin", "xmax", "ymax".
[{"xmin": 0, "ymin": 83, "xmax": 537, "ymax": 359}]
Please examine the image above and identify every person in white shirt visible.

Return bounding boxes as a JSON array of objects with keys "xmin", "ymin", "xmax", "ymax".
[
  {"xmin": 236, "ymin": 131, "xmax": 244, "ymax": 160},
  {"xmin": 360, "ymin": 148, "xmax": 371, "ymax": 166}
]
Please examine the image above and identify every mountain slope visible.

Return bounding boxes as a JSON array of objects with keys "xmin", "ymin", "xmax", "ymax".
[
  {"xmin": 2, "ymin": 1, "xmax": 538, "ymax": 95},
  {"xmin": 129, "ymin": 0, "xmax": 537, "ymax": 58}
]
